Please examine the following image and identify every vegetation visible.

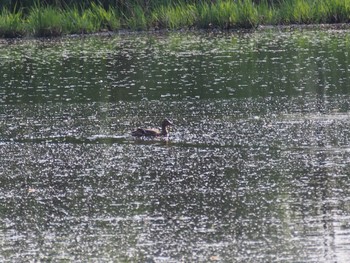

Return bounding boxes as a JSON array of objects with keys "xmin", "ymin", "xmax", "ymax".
[
  {"xmin": 0, "ymin": 0, "xmax": 350, "ymax": 38},
  {"xmin": 0, "ymin": 8, "xmax": 24, "ymax": 37}
]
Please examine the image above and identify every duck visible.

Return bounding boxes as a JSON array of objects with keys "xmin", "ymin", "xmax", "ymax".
[{"xmin": 131, "ymin": 119, "xmax": 173, "ymax": 137}]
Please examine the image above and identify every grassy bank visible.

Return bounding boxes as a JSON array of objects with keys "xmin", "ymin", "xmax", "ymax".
[{"xmin": 1, "ymin": 0, "xmax": 350, "ymax": 37}]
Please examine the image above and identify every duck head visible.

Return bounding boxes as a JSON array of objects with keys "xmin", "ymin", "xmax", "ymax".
[{"xmin": 162, "ymin": 118, "xmax": 173, "ymax": 128}]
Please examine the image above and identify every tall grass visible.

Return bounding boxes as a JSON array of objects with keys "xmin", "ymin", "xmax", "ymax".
[
  {"xmin": 196, "ymin": 1, "xmax": 236, "ymax": 29},
  {"xmin": 89, "ymin": 3, "xmax": 120, "ymax": 31},
  {"xmin": 256, "ymin": 0, "xmax": 277, "ymax": 25},
  {"xmin": 64, "ymin": 6, "xmax": 97, "ymax": 34},
  {"xmin": 63, "ymin": 4, "xmax": 120, "ymax": 34},
  {"xmin": 152, "ymin": 3, "xmax": 197, "ymax": 29},
  {"xmin": 26, "ymin": 5, "xmax": 65, "ymax": 37},
  {"xmin": 1, "ymin": 0, "xmax": 350, "ymax": 38},
  {"xmin": 124, "ymin": 5, "xmax": 147, "ymax": 30},
  {"xmin": 26, "ymin": 2, "xmax": 120, "ymax": 36},
  {"xmin": 0, "ymin": 8, "xmax": 24, "ymax": 37},
  {"xmin": 275, "ymin": 0, "xmax": 350, "ymax": 24},
  {"xmin": 236, "ymin": 0, "xmax": 259, "ymax": 28},
  {"xmin": 195, "ymin": 0, "xmax": 259, "ymax": 29},
  {"xmin": 326, "ymin": 0, "xmax": 350, "ymax": 23}
]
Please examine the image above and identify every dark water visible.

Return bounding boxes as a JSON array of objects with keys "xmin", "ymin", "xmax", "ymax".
[{"xmin": 1, "ymin": 30, "xmax": 350, "ymax": 262}]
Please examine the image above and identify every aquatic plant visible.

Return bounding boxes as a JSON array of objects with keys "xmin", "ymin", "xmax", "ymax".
[
  {"xmin": 325, "ymin": 0, "xmax": 350, "ymax": 23},
  {"xmin": 26, "ymin": 5, "xmax": 65, "ymax": 37},
  {"xmin": 236, "ymin": 0, "xmax": 259, "ymax": 28},
  {"xmin": 256, "ymin": 0, "xmax": 277, "ymax": 25},
  {"xmin": 124, "ymin": 5, "xmax": 147, "ymax": 30},
  {"xmin": 196, "ymin": 0, "xmax": 259, "ymax": 29},
  {"xmin": 63, "ymin": 7, "xmax": 97, "ymax": 34},
  {"xmin": 152, "ymin": 2, "xmax": 197, "ymax": 29},
  {"xmin": 196, "ymin": 1, "xmax": 236, "ymax": 29},
  {"xmin": 0, "ymin": 8, "xmax": 24, "ymax": 38},
  {"xmin": 275, "ymin": 0, "xmax": 350, "ymax": 24},
  {"xmin": 1, "ymin": 0, "xmax": 350, "ymax": 38},
  {"xmin": 278, "ymin": 0, "xmax": 313, "ymax": 24},
  {"xmin": 89, "ymin": 2, "xmax": 120, "ymax": 31}
]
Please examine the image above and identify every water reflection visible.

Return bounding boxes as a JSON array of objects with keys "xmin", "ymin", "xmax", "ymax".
[
  {"xmin": 1, "ymin": 30, "xmax": 350, "ymax": 261},
  {"xmin": 1, "ymin": 30, "xmax": 350, "ymax": 104}
]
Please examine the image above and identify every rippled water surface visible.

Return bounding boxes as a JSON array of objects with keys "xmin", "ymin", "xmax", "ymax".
[{"xmin": 1, "ymin": 29, "xmax": 350, "ymax": 262}]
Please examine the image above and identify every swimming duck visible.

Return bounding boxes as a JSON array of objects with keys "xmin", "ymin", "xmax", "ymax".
[{"xmin": 131, "ymin": 119, "xmax": 173, "ymax": 137}]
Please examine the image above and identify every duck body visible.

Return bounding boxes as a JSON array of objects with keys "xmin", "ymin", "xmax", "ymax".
[{"xmin": 131, "ymin": 119, "xmax": 172, "ymax": 137}]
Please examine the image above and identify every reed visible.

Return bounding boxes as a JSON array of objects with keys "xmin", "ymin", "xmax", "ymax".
[
  {"xmin": 1, "ymin": 0, "xmax": 350, "ymax": 38},
  {"xmin": 152, "ymin": 3, "xmax": 197, "ymax": 29},
  {"xmin": 277, "ymin": 0, "xmax": 312, "ymax": 24},
  {"xmin": 196, "ymin": 1, "xmax": 236, "ymax": 29},
  {"xmin": 275, "ymin": 0, "xmax": 350, "ymax": 24},
  {"xmin": 256, "ymin": 0, "xmax": 277, "ymax": 25},
  {"xmin": 326, "ymin": 0, "xmax": 350, "ymax": 23},
  {"xmin": 124, "ymin": 5, "xmax": 147, "ymax": 30},
  {"xmin": 26, "ymin": 4, "xmax": 65, "ymax": 37},
  {"xmin": 89, "ymin": 2, "xmax": 120, "ymax": 31},
  {"xmin": 196, "ymin": 0, "xmax": 259, "ymax": 29},
  {"xmin": 0, "ymin": 8, "xmax": 24, "ymax": 38},
  {"xmin": 235, "ymin": 0, "xmax": 259, "ymax": 28},
  {"xmin": 63, "ymin": 6, "xmax": 97, "ymax": 34}
]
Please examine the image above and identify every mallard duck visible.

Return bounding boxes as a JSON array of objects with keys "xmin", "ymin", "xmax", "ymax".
[{"xmin": 131, "ymin": 119, "xmax": 173, "ymax": 137}]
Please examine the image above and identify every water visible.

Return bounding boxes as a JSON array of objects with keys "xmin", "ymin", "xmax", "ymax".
[{"xmin": 1, "ymin": 29, "xmax": 350, "ymax": 262}]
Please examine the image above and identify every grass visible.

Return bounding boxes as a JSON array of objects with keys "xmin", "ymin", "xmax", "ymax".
[
  {"xmin": 124, "ymin": 5, "xmax": 147, "ymax": 30},
  {"xmin": 0, "ymin": 8, "xmax": 24, "ymax": 38},
  {"xmin": 64, "ymin": 3, "xmax": 120, "ymax": 34},
  {"xmin": 27, "ymin": 5, "xmax": 65, "ymax": 37},
  {"xmin": 64, "ymin": 6, "xmax": 96, "ymax": 34},
  {"xmin": 0, "ymin": 0, "xmax": 350, "ymax": 38},
  {"xmin": 89, "ymin": 3, "xmax": 120, "ymax": 31},
  {"xmin": 152, "ymin": 3, "xmax": 197, "ymax": 29}
]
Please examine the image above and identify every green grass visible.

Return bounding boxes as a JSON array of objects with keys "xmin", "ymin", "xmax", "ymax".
[
  {"xmin": 152, "ymin": 3, "xmax": 197, "ymax": 29},
  {"xmin": 276, "ymin": 0, "xmax": 350, "ymax": 24},
  {"xmin": 124, "ymin": 5, "xmax": 147, "ymax": 30},
  {"xmin": 89, "ymin": 2, "xmax": 120, "ymax": 31},
  {"xmin": 64, "ymin": 3, "xmax": 120, "ymax": 34},
  {"xmin": 235, "ymin": 0, "xmax": 259, "ymax": 28},
  {"xmin": 256, "ymin": 0, "xmax": 277, "ymax": 25},
  {"xmin": 26, "ymin": 5, "xmax": 65, "ymax": 37},
  {"xmin": 0, "ymin": 8, "xmax": 24, "ymax": 38},
  {"xmin": 195, "ymin": 0, "xmax": 259, "ymax": 29},
  {"xmin": 63, "ymin": 7, "xmax": 97, "ymax": 34},
  {"xmin": 196, "ymin": 1, "xmax": 237, "ymax": 29},
  {"xmin": 0, "ymin": 0, "xmax": 350, "ymax": 38}
]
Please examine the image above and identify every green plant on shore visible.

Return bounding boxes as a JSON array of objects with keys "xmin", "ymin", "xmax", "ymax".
[
  {"xmin": 89, "ymin": 2, "xmax": 120, "ymax": 31},
  {"xmin": 276, "ymin": 0, "xmax": 350, "ymax": 24},
  {"xmin": 64, "ymin": 4, "xmax": 120, "ymax": 34},
  {"xmin": 236, "ymin": 0, "xmax": 259, "ymax": 28},
  {"xmin": 325, "ymin": 0, "xmax": 350, "ymax": 23},
  {"xmin": 311, "ymin": 0, "xmax": 331, "ymax": 23},
  {"xmin": 292, "ymin": 0, "xmax": 312, "ymax": 23},
  {"xmin": 1, "ymin": 0, "xmax": 350, "ymax": 38},
  {"xmin": 0, "ymin": 8, "xmax": 24, "ymax": 38},
  {"xmin": 125, "ymin": 5, "xmax": 147, "ymax": 30},
  {"xmin": 196, "ymin": 0, "xmax": 258, "ymax": 29},
  {"xmin": 255, "ymin": 0, "xmax": 276, "ymax": 25},
  {"xmin": 197, "ymin": 1, "xmax": 235, "ymax": 29},
  {"xmin": 152, "ymin": 3, "xmax": 196, "ymax": 29},
  {"xmin": 26, "ymin": 5, "xmax": 65, "ymax": 37},
  {"xmin": 64, "ymin": 7, "xmax": 96, "ymax": 34}
]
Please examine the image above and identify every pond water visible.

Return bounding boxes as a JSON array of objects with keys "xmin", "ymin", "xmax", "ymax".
[{"xmin": 1, "ymin": 29, "xmax": 350, "ymax": 262}]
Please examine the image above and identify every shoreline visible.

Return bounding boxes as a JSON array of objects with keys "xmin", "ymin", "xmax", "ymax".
[
  {"xmin": 1, "ymin": 23, "xmax": 350, "ymax": 43},
  {"xmin": 2, "ymin": 0, "xmax": 350, "ymax": 39}
]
